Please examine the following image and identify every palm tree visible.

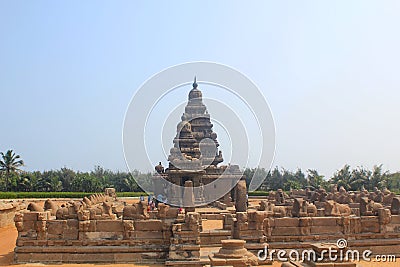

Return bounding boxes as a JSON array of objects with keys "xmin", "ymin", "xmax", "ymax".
[
  {"xmin": 369, "ymin": 164, "xmax": 388, "ymax": 190},
  {"xmin": 17, "ymin": 173, "xmax": 34, "ymax": 192},
  {"xmin": 307, "ymin": 169, "xmax": 327, "ymax": 189},
  {"xmin": 124, "ymin": 175, "xmax": 139, "ymax": 192},
  {"xmin": 0, "ymin": 150, "xmax": 24, "ymax": 191},
  {"xmin": 330, "ymin": 165, "xmax": 352, "ymax": 190},
  {"xmin": 350, "ymin": 167, "xmax": 370, "ymax": 191}
]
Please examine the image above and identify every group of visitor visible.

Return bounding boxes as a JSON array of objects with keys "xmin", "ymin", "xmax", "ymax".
[
  {"xmin": 139, "ymin": 195, "xmax": 156, "ymax": 211},
  {"xmin": 139, "ymin": 194, "xmax": 184, "ymax": 213}
]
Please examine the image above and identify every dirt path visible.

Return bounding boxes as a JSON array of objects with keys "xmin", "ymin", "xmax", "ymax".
[{"xmin": 0, "ymin": 225, "xmax": 16, "ymax": 266}]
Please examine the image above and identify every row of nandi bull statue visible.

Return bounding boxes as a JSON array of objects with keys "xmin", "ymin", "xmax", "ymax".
[
  {"xmin": 24, "ymin": 188, "xmax": 181, "ymax": 221},
  {"xmin": 258, "ymin": 198, "xmax": 351, "ymax": 217},
  {"xmin": 26, "ymin": 188, "xmax": 124, "ymax": 220},
  {"xmin": 290, "ymin": 185, "xmax": 396, "ymax": 205},
  {"xmin": 260, "ymin": 185, "xmax": 400, "ymax": 218}
]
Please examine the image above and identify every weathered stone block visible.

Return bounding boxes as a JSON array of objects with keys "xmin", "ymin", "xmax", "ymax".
[
  {"xmin": 272, "ymin": 226, "xmax": 300, "ymax": 236},
  {"xmin": 67, "ymin": 219, "xmax": 79, "ymax": 229},
  {"xmin": 37, "ymin": 211, "xmax": 50, "ymax": 221},
  {"xmin": 53, "ymin": 240, "xmax": 66, "ymax": 246},
  {"xmin": 113, "ymin": 253, "xmax": 142, "ymax": 262},
  {"xmin": 265, "ymin": 217, "xmax": 275, "ymax": 227},
  {"xmin": 61, "ymin": 253, "xmax": 114, "ymax": 262},
  {"xmin": 47, "ymin": 220, "xmax": 67, "ymax": 235},
  {"xmin": 15, "ymin": 252, "xmax": 38, "ymax": 263},
  {"xmin": 310, "ymin": 226, "xmax": 342, "ymax": 234},
  {"xmin": 77, "ymin": 210, "xmax": 90, "ymax": 221},
  {"xmin": 96, "ymin": 220, "xmax": 123, "ymax": 232},
  {"xmin": 79, "ymin": 231, "xmax": 124, "ymax": 240},
  {"xmin": 22, "ymin": 221, "xmax": 36, "ymax": 232},
  {"xmin": 132, "ymin": 231, "xmax": 164, "ymax": 239},
  {"xmin": 134, "ymin": 220, "xmax": 163, "ymax": 231},
  {"xmin": 312, "ymin": 217, "xmax": 338, "ymax": 226},
  {"xmin": 47, "ymin": 233, "xmax": 63, "ymax": 240},
  {"xmin": 63, "ymin": 229, "xmax": 79, "ymax": 240},
  {"xmin": 299, "ymin": 217, "xmax": 312, "ymax": 227},
  {"xmin": 275, "ymin": 218, "xmax": 299, "ymax": 227},
  {"xmin": 122, "ymin": 220, "xmax": 134, "ymax": 231},
  {"xmin": 14, "ymin": 212, "xmax": 23, "ymax": 222},
  {"xmin": 390, "ymin": 215, "xmax": 400, "ymax": 224},
  {"xmin": 23, "ymin": 212, "xmax": 38, "ymax": 221},
  {"xmin": 79, "ymin": 220, "xmax": 96, "ymax": 232},
  {"xmin": 361, "ymin": 217, "xmax": 380, "ymax": 233}
]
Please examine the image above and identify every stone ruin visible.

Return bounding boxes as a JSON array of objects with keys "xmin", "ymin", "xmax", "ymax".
[
  {"xmin": 13, "ymin": 185, "xmax": 242, "ymax": 266},
  {"xmin": 12, "ymin": 80, "xmax": 251, "ymax": 266},
  {"xmin": 13, "ymin": 187, "xmax": 226, "ymax": 267},
  {"xmin": 14, "ymin": 189, "xmax": 183, "ymax": 264},
  {"xmin": 0, "ymin": 200, "xmax": 26, "ymax": 228},
  {"xmin": 10, "ymin": 82, "xmax": 400, "ymax": 266},
  {"xmin": 14, "ymin": 184, "xmax": 400, "ymax": 266}
]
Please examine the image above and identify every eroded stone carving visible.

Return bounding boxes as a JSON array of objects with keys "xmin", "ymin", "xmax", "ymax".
[
  {"xmin": 324, "ymin": 200, "xmax": 351, "ymax": 216},
  {"xmin": 122, "ymin": 201, "xmax": 149, "ymax": 220}
]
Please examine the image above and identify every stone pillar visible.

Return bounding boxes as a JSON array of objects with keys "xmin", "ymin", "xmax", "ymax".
[
  {"xmin": 391, "ymin": 197, "xmax": 400, "ymax": 215},
  {"xmin": 167, "ymin": 212, "xmax": 202, "ymax": 266},
  {"xmin": 195, "ymin": 182, "xmax": 206, "ymax": 206},
  {"xmin": 152, "ymin": 174, "xmax": 164, "ymax": 199},
  {"xmin": 235, "ymin": 180, "xmax": 247, "ymax": 212},
  {"xmin": 183, "ymin": 180, "xmax": 195, "ymax": 212},
  {"xmin": 222, "ymin": 193, "xmax": 232, "ymax": 205},
  {"xmin": 209, "ymin": 239, "xmax": 258, "ymax": 266},
  {"xmin": 167, "ymin": 182, "xmax": 182, "ymax": 207}
]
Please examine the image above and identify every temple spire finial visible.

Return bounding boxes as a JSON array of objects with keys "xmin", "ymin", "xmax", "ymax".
[{"xmin": 193, "ymin": 76, "xmax": 198, "ymax": 89}]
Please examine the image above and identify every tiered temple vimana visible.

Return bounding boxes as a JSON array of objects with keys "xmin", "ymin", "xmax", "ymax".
[
  {"xmin": 153, "ymin": 78, "xmax": 246, "ymax": 211},
  {"xmin": 12, "ymin": 80, "xmax": 400, "ymax": 266}
]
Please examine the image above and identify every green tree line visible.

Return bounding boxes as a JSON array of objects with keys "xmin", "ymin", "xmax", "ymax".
[
  {"xmin": 0, "ymin": 150, "xmax": 151, "ymax": 192},
  {"xmin": 1, "ymin": 150, "xmax": 400, "ymax": 193},
  {"xmin": 0, "ymin": 165, "xmax": 152, "ymax": 193},
  {"xmin": 245, "ymin": 165, "xmax": 400, "ymax": 193}
]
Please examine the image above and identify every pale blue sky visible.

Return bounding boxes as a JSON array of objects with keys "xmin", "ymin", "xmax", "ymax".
[{"xmin": 1, "ymin": 1, "xmax": 400, "ymax": 177}]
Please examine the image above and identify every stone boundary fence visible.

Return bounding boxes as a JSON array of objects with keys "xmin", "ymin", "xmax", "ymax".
[{"xmin": 0, "ymin": 201, "xmax": 27, "ymax": 228}]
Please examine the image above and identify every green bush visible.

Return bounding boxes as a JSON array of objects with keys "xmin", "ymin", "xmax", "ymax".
[
  {"xmin": 249, "ymin": 191, "xmax": 269, "ymax": 196},
  {"xmin": 116, "ymin": 192, "xmax": 150, "ymax": 197},
  {"xmin": 0, "ymin": 192, "xmax": 95, "ymax": 199},
  {"xmin": 0, "ymin": 191, "xmax": 152, "ymax": 199}
]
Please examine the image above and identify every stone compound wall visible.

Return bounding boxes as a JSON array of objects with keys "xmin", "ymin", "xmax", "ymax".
[
  {"xmin": 15, "ymin": 213, "xmax": 175, "ymax": 263},
  {"xmin": 13, "ymin": 195, "xmax": 197, "ymax": 264},
  {"xmin": 267, "ymin": 214, "xmax": 400, "ymax": 255},
  {"xmin": 166, "ymin": 212, "xmax": 202, "ymax": 266},
  {"xmin": 227, "ymin": 207, "xmax": 400, "ymax": 257},
  {"xmin": 11, "ymin": 187, "xmax": 400, "ymax": 265},
  {"xmin": 0, "ymin": 201, "xmax": 26, "ymax": 228}
]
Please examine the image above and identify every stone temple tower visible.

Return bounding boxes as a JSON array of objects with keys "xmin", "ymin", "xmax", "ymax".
[
  {"xmin": 153, "ymin": 78, "xmax": 245, "ymax": 207},
  {"xmin": 168, "ymin": 77, "xmax": 223, "ymax": 171}
]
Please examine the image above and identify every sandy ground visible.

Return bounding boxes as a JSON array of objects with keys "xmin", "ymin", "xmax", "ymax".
[
  {"xmin": 202, "ymin": 219, "xmax": 223, "ymax": 230},
  {"xmin": 0, "ymin": 225, "xmax": 16, "ymax": 266}
]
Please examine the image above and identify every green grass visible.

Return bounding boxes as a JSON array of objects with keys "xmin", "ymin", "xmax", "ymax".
[
  {"xmin": 0, "ymin": 191, "xmax": 148, "ymax": 199},
  {"xmin": 249, "ymin": 191, "xmax": 269, "ymax": 196},
  {"xmin": 116, "ymin": 192, "xmax": 150, "ymax": 197}
]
